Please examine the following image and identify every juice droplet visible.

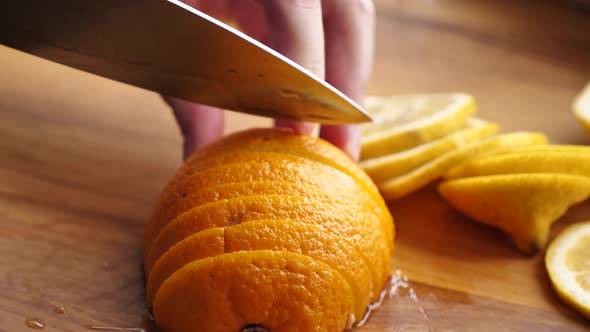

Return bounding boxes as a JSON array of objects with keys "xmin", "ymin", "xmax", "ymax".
[
  {"xmin": 355, "ymin": 270, "xmax": 412, "ymax": 328},
  {"xmin": 25, "ymin": 318, "xmax": 46, "ymax": 329},
  {"xmin": 388, "ymin": 269, "xmax": 410, "ymax": 298},
  {"xmin": 54, "ymin": 306, "xmax": 67, "ymax": 314}
]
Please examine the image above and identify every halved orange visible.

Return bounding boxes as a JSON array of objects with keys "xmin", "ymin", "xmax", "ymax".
[
  {"xmin": 145, "ymin": 128, "xmax": 396, "ymax": 331},
  {"xmin": 147, "ymin": 220, "xmax": 374, "ymax": 321},
  {"xmin": 153, "ymin": 250, "xmax": 354, "ymax": 332}
]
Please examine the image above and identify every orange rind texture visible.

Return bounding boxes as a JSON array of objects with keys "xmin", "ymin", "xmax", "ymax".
[
  {"xmin": 147, "ymin": 220, "xmax": 374, "ymax": 320},
  {"xmin": 153, "ymin": 250, "xmax": 354, "ymax": 332},
  {"xmin": 144, "ymin": 128, "xmax": 395, "ymax": 331}
]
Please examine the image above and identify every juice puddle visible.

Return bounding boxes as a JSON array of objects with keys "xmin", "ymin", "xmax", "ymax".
[
  {"xmin": 25, "ymin": 318, "xmax": 46, "ymax": 329},
  {"xmin": 408, "ymin": 288, "xmax": 428, "ymax": 319},
  {"xmin": 353, "ymin": 269, "xmax": 430, "ymax": 328}
]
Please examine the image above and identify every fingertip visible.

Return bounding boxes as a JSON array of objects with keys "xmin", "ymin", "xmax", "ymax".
[
  {"xmin": 274, "ymin": 119, "xmax": 317, "ymax": 136},
  {"xmin": 164, "ymin": 96, "xmax": 224, "ymax": 159},
  {"xmin": 320, "ymin": 124, "xmax": 361, "ymax": 162}
]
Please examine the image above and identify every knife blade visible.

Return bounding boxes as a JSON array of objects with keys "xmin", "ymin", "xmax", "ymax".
[{"xmin": 0, "ymin": 0, "xmax": 371, "ymax": 124}]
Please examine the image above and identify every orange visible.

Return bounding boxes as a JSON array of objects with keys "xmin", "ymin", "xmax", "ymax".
[
  {"xmin": 144, "ymin": 180, "xmax": 389, "ymax": 273},
  {"xmin": 182, "ymin": 128, "xmax": 391, "ymax": 223},
  {"xmin": 144, "ymin": 128, "xmax": 395, "ymax": 329},
  {"xmin": 144, "ymin": 154, "xmax": 393, "ymax": 259},
  {"xmin": 147, "ymin": 220, "xmax": 374, "ymax": 320},
  {"xmin": 145, "ymin": 195, "xmax": 389, "ymax": 296},
  {"xmin": 187, "ymin": 128, "xmax": 377, "ymax": 195},
  {"xmin": 153, "ymin": 250, "xmax": 354, "ymax": 332}
]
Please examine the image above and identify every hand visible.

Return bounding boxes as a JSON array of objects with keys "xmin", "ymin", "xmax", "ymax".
[{"xmin": 166, "ymin": 0, "xmax": 375, "ymax": 161}]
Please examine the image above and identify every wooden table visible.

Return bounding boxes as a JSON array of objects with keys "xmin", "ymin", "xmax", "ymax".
[{"xmin": 1, "ymin": 1, "xmax": 589, "ymax": 331}]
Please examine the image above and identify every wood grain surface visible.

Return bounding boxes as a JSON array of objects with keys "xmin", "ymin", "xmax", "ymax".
[{"xmin": 1, "ymin": 1, "xmax": 590, "ymax": 331}]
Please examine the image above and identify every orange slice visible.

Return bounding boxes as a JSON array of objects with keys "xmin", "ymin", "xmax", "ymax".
[
  {"xmin": 153, "ymin": 250, "xmax": 354, "ymax": 332},
  {"xmin": 182, "ymin": 128, "xmax": 388, "ymax": 216},
  {"xmin": 145, "ymin": 195, "xmax": 390, "ymax": 294},
  {"xmin": 187, "ymin": 128, "xmax": 375, "ymax": 190},
  {"xmin": 147, "ymin": 220, "xmax": 374, "ymax": 321},
  {"xmin": 145, "ymin": 156, "xmax": 393, "ymax": 259}
]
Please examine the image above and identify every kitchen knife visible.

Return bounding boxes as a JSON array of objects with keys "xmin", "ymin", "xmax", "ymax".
[{"xmin": 0, "ymin": 0, "xmax": 371, "ymax": 124}]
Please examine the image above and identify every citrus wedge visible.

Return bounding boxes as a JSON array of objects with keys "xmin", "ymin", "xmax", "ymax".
[
  {"xmin": 439, "ymin": 174, "xmax": 590, "ymax": 254},
  {"xmin": 360, "ymin": 118, "xmax": 498, "ymax": 183},
  {"xmin": 378, "ymin": 132, "xmax": 548, "ymax": 200},
  {"xmin": 503, "ymin": 144, "xmax": 590, "ymax": 154},
  {"xmin": 546, "ymin": 221, "xmax": 590, "ymax": 319},
  {"xmin": 147, "ymin": 220, "xmax": 374, "ymax": 321},
  {"xmin": 153, "ymin": 250, "xmax": 354, "ymax": 332},
  {"xmin": 146, "ymin": 195, "xmax": 390, "ymax": 291},
  {"xmin": 360, "ymin": 93, "xmax": 476, "ymax": 160},
  {"xmin": 445, "ymin": 150, "xmax": 590, "ymax": 180},
  {"xmin": 573, "ymin": 82, "xmax": 590, "ymax": 136}
]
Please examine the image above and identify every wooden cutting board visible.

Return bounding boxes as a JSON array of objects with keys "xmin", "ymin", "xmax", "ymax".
[{"xmin": 1, "ymin": 1, "xmax": 589, "ymax": 331}]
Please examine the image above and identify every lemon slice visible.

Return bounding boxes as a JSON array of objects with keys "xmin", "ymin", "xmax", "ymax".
[
  {"xmin": 439, "ymin": 174, "xmax": 590, "ymax": 254},
  {"xmin": 501, "ymin": 144, "xmax": 590, "ymax": 154},
  {"xmin": 546, "ymin": 221, "xmax": 590, "ymax": 319},
  {"xmin": 361, "ymin": 94, "xmax": 476, "ymax": 160},
  {"xmin": 378, "ymin": 132, "xmax": 548, "ymax": 200},
  {"xmin": 360, "ymin": 118, "xmax": 498, "ymax": 183},
  {"xmin": 445, "ymin": 150, "xmax": 590, "ymax": 180},
  {"xmin": 573, "ymin": 82, "xmax": 590, "ymax": 136}
]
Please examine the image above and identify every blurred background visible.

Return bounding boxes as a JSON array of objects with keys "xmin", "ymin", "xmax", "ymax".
[{"xmin": 1, "ymin": 1, "xmax": 590, "ymax": 331}]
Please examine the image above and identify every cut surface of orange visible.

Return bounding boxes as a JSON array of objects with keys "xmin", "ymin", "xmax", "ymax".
[
  {"xmin": 147, "ymin": 220, "xmax": 374, "ymax": 320},
  {"xmin": 153, "ymin": 250, "xmax": 354, "ymax": 332},
  {"xmin": 146, "ymin": 195, "xmax": 390, "ymax": 291}
]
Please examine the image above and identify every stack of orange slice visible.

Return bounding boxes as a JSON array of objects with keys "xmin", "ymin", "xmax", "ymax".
[{"xmin": 143, "ymin": 128, "xmax": 395, "ymax": 332}]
